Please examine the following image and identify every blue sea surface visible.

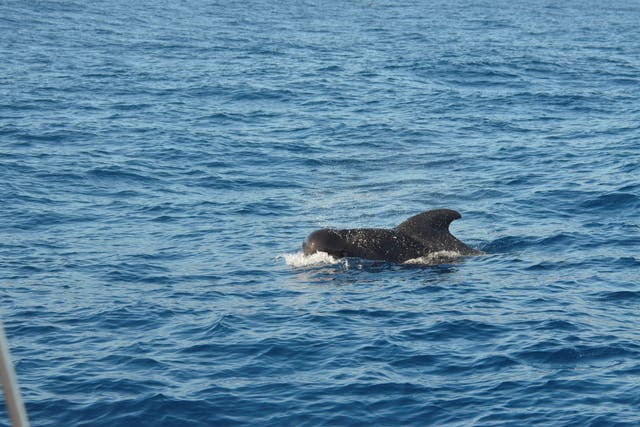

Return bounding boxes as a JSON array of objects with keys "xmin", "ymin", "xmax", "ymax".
[{"xmin": 2, "ymin": 0, "xmax": 640, "ymax": 425}]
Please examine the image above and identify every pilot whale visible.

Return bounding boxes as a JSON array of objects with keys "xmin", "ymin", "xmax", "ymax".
[{"xmin": 302, "ymin": 209, "xmax": 481, "ymax": 263}]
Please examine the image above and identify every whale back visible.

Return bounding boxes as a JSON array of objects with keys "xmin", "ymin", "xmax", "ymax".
[{"xmin": 395, "ymin": 209, "xmax": 476, "ymax": 254}]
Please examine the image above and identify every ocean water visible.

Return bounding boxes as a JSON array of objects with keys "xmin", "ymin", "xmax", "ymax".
[{"xmin": 1, "ymin": 0, "xmax": 640, "ymax": 425}]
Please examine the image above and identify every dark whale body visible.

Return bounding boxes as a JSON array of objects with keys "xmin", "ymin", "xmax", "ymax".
[{"xmin": 303, "ymin": 209, "xmax": 481, "ymax": 263}]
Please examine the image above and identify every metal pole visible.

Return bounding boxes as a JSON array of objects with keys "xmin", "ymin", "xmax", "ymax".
[{"xmin": 0, "ymin": 322, "xmax": 30, "ymax": 427}]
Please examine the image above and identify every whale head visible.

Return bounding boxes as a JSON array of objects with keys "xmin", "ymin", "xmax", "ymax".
[{"xmin": 302, "ymin": 229, "xmax": 348, "ymax": 258}]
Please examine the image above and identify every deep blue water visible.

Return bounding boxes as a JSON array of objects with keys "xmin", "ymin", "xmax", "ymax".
[{"xmin": 2, "ymin": 0, "xmax": 640, "ymax": 425}]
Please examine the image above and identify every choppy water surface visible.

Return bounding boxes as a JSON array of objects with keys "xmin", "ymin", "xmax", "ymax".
[{"xmin": 2, "ymin": 0, "xmax": 640, "ymax": 425}]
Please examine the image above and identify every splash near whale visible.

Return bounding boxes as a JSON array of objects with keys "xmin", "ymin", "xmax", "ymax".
[{"xmin": 302, "ymin": 209, "xmax": 482, "ymax": 264}]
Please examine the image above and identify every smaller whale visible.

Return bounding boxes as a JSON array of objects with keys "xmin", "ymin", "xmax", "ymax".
[{"xmin": 302, "ymin": 209, "xmax": 481, "ymax": 263}]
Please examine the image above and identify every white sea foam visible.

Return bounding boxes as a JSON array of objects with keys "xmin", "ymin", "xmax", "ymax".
[
  {"xmin": 284, "ymin": 250, "xmax": 475, "ymax": 267},
  {"xmin": 283, "ymin": 251, "xmax": 339, "ymax": 267},
  {"xmin": 404, "ymin": 250, "xmax": 463, "ymax": 265}
]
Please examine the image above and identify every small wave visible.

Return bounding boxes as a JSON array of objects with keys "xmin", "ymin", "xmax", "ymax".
[
  {"xmin": 580, "ymin": 192, "xmax": 639, "ymax": 211},
  {"xmin": 87, "ymin": 167, "xmax": 160, "ymax": 184},
  {"xmin": 282, "ymin": 251, "xmax": 340, "ymax": 267},
  {"xmin": 482, "ymin": 236, "xmax": 532, "ymax": 253},
  {"xmin": 404, "ymin": 251, "xmax": 463, "ymax": 265},
  {"xmin": 595, "ymin": 290, "xmax": 640, "ymax": 302}
]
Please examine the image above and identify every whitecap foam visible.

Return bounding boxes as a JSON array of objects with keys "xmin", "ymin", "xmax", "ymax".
[
  {"xmin": 283, "ymin": 250, "xmax": 470, "ymax": 267},
  {"xmin": 282, "ymin": 251, "xmax": 339, "ymax": 267},
  {"xmin": 404, "ymin": 250, "xmax": 463, "ymax": 265}
]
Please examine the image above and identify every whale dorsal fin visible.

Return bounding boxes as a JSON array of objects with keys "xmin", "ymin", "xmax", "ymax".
[{"xmin": 395, "ymin": 209, "xmax": 461, "ymax": 244}]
